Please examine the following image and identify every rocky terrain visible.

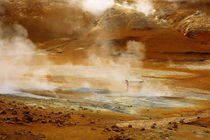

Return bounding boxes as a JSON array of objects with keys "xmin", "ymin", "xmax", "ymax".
[
  {"xmin": 153, "ymin": 0, "xmax": 210, "ymax": 39},
  {"xmin": 0, "ymin": 95, "xmax": 209, "ymax": 140},
  {"xmin": 1, "ymin": 0, "xmax": 210, "ymax": 42}
]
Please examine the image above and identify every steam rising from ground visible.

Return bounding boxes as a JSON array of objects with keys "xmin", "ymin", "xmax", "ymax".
[
  {"xmin": 0, "ymin": 0, "xmax": 172, "ymax": 97},
  {"xmin": 84, "ymin": 39, "xmax": 172, "ymax": 96},
  {"xmin": 0, "ymin": 22, "xmax": 56, "ymax": 93},
  {"xmin": 87, "ymin": 40, "xmax": 145, "ymax": 80},
  {"xmin": 81, "ymin": 0, "xmax": 115, "ymax": 16},
  {"xmin": 68, "ymin": 0, "xmax": 155, "ymax": 16},
  {"xmin": 139, "ymin": 81, "xmax": 172, "ymax": 96},
  {"xmin": 116, "ymin": 0, "xmax": 155, "ymax": 16},
  {"xmin": 0, "ymin": 22, "xmax": 172, "ymax": 96},
  {"xmin": 0, "ymin": 20, "xmax": 171, "ymax": 96},
  {"xmin": 68, "ymin": 0, "xmax": 114, "ymax": 16}
]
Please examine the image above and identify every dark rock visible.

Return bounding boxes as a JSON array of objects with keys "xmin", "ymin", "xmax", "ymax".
[
  {"xmin": 5, "ymin": 117, "xmax": 11, "ymax": 121},
  {"xmin": 22, "ymin": 114, "xmax": 33, "ymax": 122},
  {"xmin": 128, "ymin": 125, "xmax": 133, "ymax": 128},
  {"xmin": 179, "ymin": 119, "xmax": 185, "ymax": 124},
  {"xmin": 90, "ymin": 120, "xmax": 95, "ymax": 124},
  {"xmin": 11, "ymin": 111, "xmax": 17, "ymax": 115},
  {"xmin": 0, "ymin": 110, "xmax": 6, "ymax": 114},
  {"xmin": 140, "ymin": 128, "xmax": 145, "ymax": 131},
  {"xmin": 10, "ymin": 117, "xmax": 20, "ymax": 122},
  {"xmin": 167, "ymin": 127, "xmax": 173, "ymax": 130},
  {"xmin": 111, "ymin": 125, "xmax": 124, "ymax": 133},
  {"xmin": 62, "ymin": 113, "xmax": 71, "ymax": 118},
  {"xmin": 111, "ymin": 125, "xmax": 119, "ymax": 129},
  {"xmin": 172, "ymin": 123, "xmax": 178, "ymax": 129},
  {"xmin": 151, "ymin": 123, "xmax": 156, "ymax": 129},
  {"xmin": 81, "ymin": 114, "xmax": 85, "ymax": 118},
  {"xmin": 104, "ymin": 127, "xmax": 111, "ymax": 132},
  {"xmin": 108, "ymin": 135, "xmax": 133, "ymax": 140},
  {"xmin": 41, "ymin": 120, "xmax": 47, "ymax": 123},
  {"xmin": 23, "ymin": 111, "xmax": 30, "ymax": 115}
]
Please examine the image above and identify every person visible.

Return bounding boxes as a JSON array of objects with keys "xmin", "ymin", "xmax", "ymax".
[{"xmin": 125, "ymin": 80, "xmax": 129, "ymax": 92}]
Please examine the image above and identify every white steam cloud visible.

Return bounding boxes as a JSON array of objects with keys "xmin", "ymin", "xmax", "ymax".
[
  {"xmin": 0, "ymin": 21, "xmax": 171, "ymax": 96},
  {"xmin": 68, "ymin": 0, "xmax": 156, "ymax": 16},
  {"xmin": 81, "ymin": 0, "xmax": 115, "ymax": 16},
  {"xmin": 68, "ymin": 0, "xmax": 115, "ymax": 16},
  {"xmin": 84, "ymin": 39, "xmax": 172, "ymax": 96},
  {"xmin": 116, "ymin": 0, "xmax": 155, "ymax": 16},
  {"xmin": 82, "ymin": 39, "xmax": 145, "ymax": 92},
  {"xmin": 139, "ymin": 81, "xmax": 172, "ymax": 96},
  {"xmin": 0, "ymin": 22, "xmax": 56, "ymax": 94}
]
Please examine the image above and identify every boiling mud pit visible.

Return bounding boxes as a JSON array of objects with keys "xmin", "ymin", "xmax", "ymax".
[{"xmin": 1, "ymin": 53, "xmax": 210, "ymax": 116}]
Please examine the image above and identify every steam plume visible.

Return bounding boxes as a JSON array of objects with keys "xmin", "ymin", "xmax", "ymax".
[
  {"xmin": 81, "ymin": 0, "xmax": 115, "ymax": 16},
  {"xmin": 83, "ymin": 40, "xmax": 145, "ymax": 91},
  {"xmin": 0, "ymin": 22, "xmax": 56, "ymax": 94},
  {"xmin": 68, "ymin": 0, "xmax": 156, "ymax": 16},
  {"xmin": 116, "ymin": 0, "xmax": 155, "ymax": 16}
]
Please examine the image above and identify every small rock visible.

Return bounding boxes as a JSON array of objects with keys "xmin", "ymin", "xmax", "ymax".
[
  {"xmin": 90, "ymin": 120, "xmax": 95, "ymax": 124},
  {"xmin": 128, "ymin": 125, "xmax": 133, "ymax": 128},
  {"xmin": 167, "ymin": 127, "xmax": 173, "ymax": 130},
  {"xmin": 172, "ymin": 122, "xmax": 178, "ymax": 129},
  {"xmin": 62, "ymin": 113, "xmax": 71, "ymax": 118},
  {"xmin": 104, "ymin": 127, "xmax": 111, "ymax": 132},
  {"xmin": 108, "ymin": 135, "xmax": 132, "ymax": 140},
  {"xmin": 111, "ymin": 125, "xmax": 119, "ymax": 129},
  {"xmin": 151, "ymin": 124, "xmax": 156, "ymax": 129},
  {"xmin": 0, "ymin": 110, "xmax": 6, "ymax": 114},
  {"xmin": 179, "ymin": 119, "xmax": 185, "ymax": 124},
  {"xmin": 41, "ymin": 120, "xmax": 47, "ymax": 123},
  {"xmin": 23, "ymin": 111, "xmax": 30, "ymax": 115},
  {"xmin": 22, "ymin": 114, "xmax": 33, "ymax": 122},
  {"xmin": 12, "ymin": 111, "xmax": 17, "ymax": 115},
  {"xmin": 80, "ymin": 114, "xmax": 85, "ymax": 118},
  {"xmin": 5, "ymin": 117, "xmax": 11, "ymax": 121},
  {"xmin": 140, "ymin": 128, "xmax": 145, "ymax": 131}
]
